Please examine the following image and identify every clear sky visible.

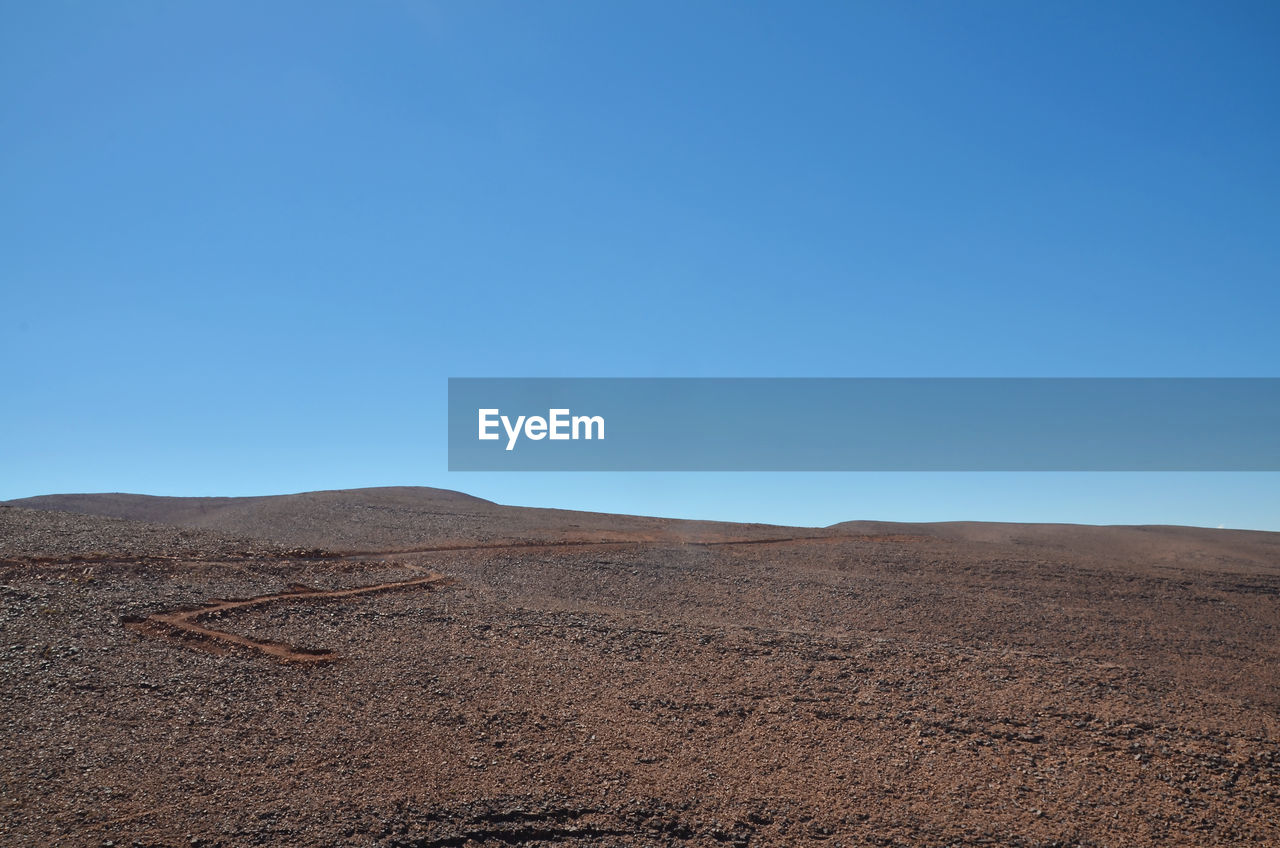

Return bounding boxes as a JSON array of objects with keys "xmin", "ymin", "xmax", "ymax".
[{"xmin": 3, "ymin": 2, "xmax": 1278, "ymax": 529}]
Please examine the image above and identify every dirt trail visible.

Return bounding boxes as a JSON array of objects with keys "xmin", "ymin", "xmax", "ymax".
[
  {"xmin": 119, "ymin": 534, "xmax": 892, "ymax": 663},
  {"xmin": 120, "ymin": 538, "xmax": 652, "ymax": 663},
  {"xmin": 124, "ymin": 571, "xmax": 451, "ymax": 663}
]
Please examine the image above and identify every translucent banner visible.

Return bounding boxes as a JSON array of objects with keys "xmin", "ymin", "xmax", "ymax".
[{"xmin": 448, "ymin": 378, "xmax": 1280, "ymax": 471}]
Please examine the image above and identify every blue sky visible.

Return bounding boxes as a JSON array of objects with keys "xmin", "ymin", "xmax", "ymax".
[{"xmin": 3, "ymin": 2, "xmax": 1278, "ymax": 529}]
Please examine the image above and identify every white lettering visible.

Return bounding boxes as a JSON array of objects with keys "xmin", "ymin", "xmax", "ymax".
[
  {"xmin": 548, "ymin": 409, "xmax": 570, "ymax": 440},
  {"xmin": 478, "ymin": 409, "xmax": 499, "ymax": 441},
  {"xmin": 573, "ymin": 414, "xmax": 605, "ymax": 440},
  {"xmin": 501, "ymin": 414, "xmax": 526, "ymax": 451},
  {"xmin": 480, "ymin": 409, "xmax": 605, "ymax": 450}
]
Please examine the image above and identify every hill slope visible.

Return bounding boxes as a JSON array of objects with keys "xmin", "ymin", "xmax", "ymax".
[
  {"xmin": 4, "ymin": 486, "xmax": 806, "ymax": 550},
  {"xmin": 9, "ymin": 487, "xmax": 1279, "ymax": 569},
  {"xmin": 2, "ymin": 488, "xmax": 1279, "ymax": 845}
]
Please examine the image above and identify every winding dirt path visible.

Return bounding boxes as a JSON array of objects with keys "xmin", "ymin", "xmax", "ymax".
[
  {"xmin": 121, "ymin": 538, "xmax": 652, "ymax": 663},
  {"xmin": 120, "ymin": 534, "xmax": 889, "ymax": 663},
  {"xmin": 123, "ymin": 571, "xmax": 453, "ymax": 663}
]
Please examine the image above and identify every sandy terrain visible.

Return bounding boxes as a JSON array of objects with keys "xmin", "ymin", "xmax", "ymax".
[{"xmin": 2, "ymin": 487, "xmax": 1277, "ymax": 846}]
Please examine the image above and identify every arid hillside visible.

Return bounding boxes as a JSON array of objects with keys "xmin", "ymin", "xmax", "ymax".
[
  {"xmin": 2, "ymin": 488, "xmax": 1277, "ymax": 846},
  {"xmin": 8, "ymin": 487, "xmax": 807, "ymax": 549}
]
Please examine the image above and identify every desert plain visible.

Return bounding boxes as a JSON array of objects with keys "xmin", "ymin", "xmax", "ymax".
[{"xmin": 1, "ymin": 487, "xmax": 1277, "ymax": 846}]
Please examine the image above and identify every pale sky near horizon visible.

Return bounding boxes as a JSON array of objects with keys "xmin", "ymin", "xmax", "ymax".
[{"xmin": 3, "ymin": 2, "xmax": 1278, "ymax": 529}]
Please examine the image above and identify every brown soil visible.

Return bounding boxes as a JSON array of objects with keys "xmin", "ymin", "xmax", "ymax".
[
  {"xmin": 122, "ymin": 569, "xmax": 452, "ymax": 664},
  {"xmin": 1, "ymin": 488, "xmax": 1278, "ymax": 847}
]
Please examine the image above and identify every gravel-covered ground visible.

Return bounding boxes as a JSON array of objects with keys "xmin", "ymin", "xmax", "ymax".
[
  {"xmin": 0, "ymin": 505, "xmax": 292, "ymax": 563},
  {"xmin": 1, "ymin": 490, "xmax": 1278, "ymax": 846}
]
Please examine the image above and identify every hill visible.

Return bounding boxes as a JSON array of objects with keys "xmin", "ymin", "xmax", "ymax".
[{"xmin": 2, "ymin": 488, "xmax": 1278, "ymax": 846}]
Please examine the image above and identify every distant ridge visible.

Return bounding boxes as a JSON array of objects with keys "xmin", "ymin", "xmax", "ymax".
[
  {"xmin": 9, "ymin": 486, "xmax": 496, "ymax": 524},
  {"xmin": 829, "ymin": 518, "xmax": 1280, "ymax": 571},
  {"xmin": 6, "ymin": 487, "xmax": 1279, "ymax": 569},
  {"xmin": 3, "ymin": 486, "xmax": 800, "ymax": 551}
]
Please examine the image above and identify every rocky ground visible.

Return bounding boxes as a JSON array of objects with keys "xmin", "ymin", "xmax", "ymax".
[{"xmin": 1, "ymin": 488, "xmax": 1277, "ymax": 846}]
